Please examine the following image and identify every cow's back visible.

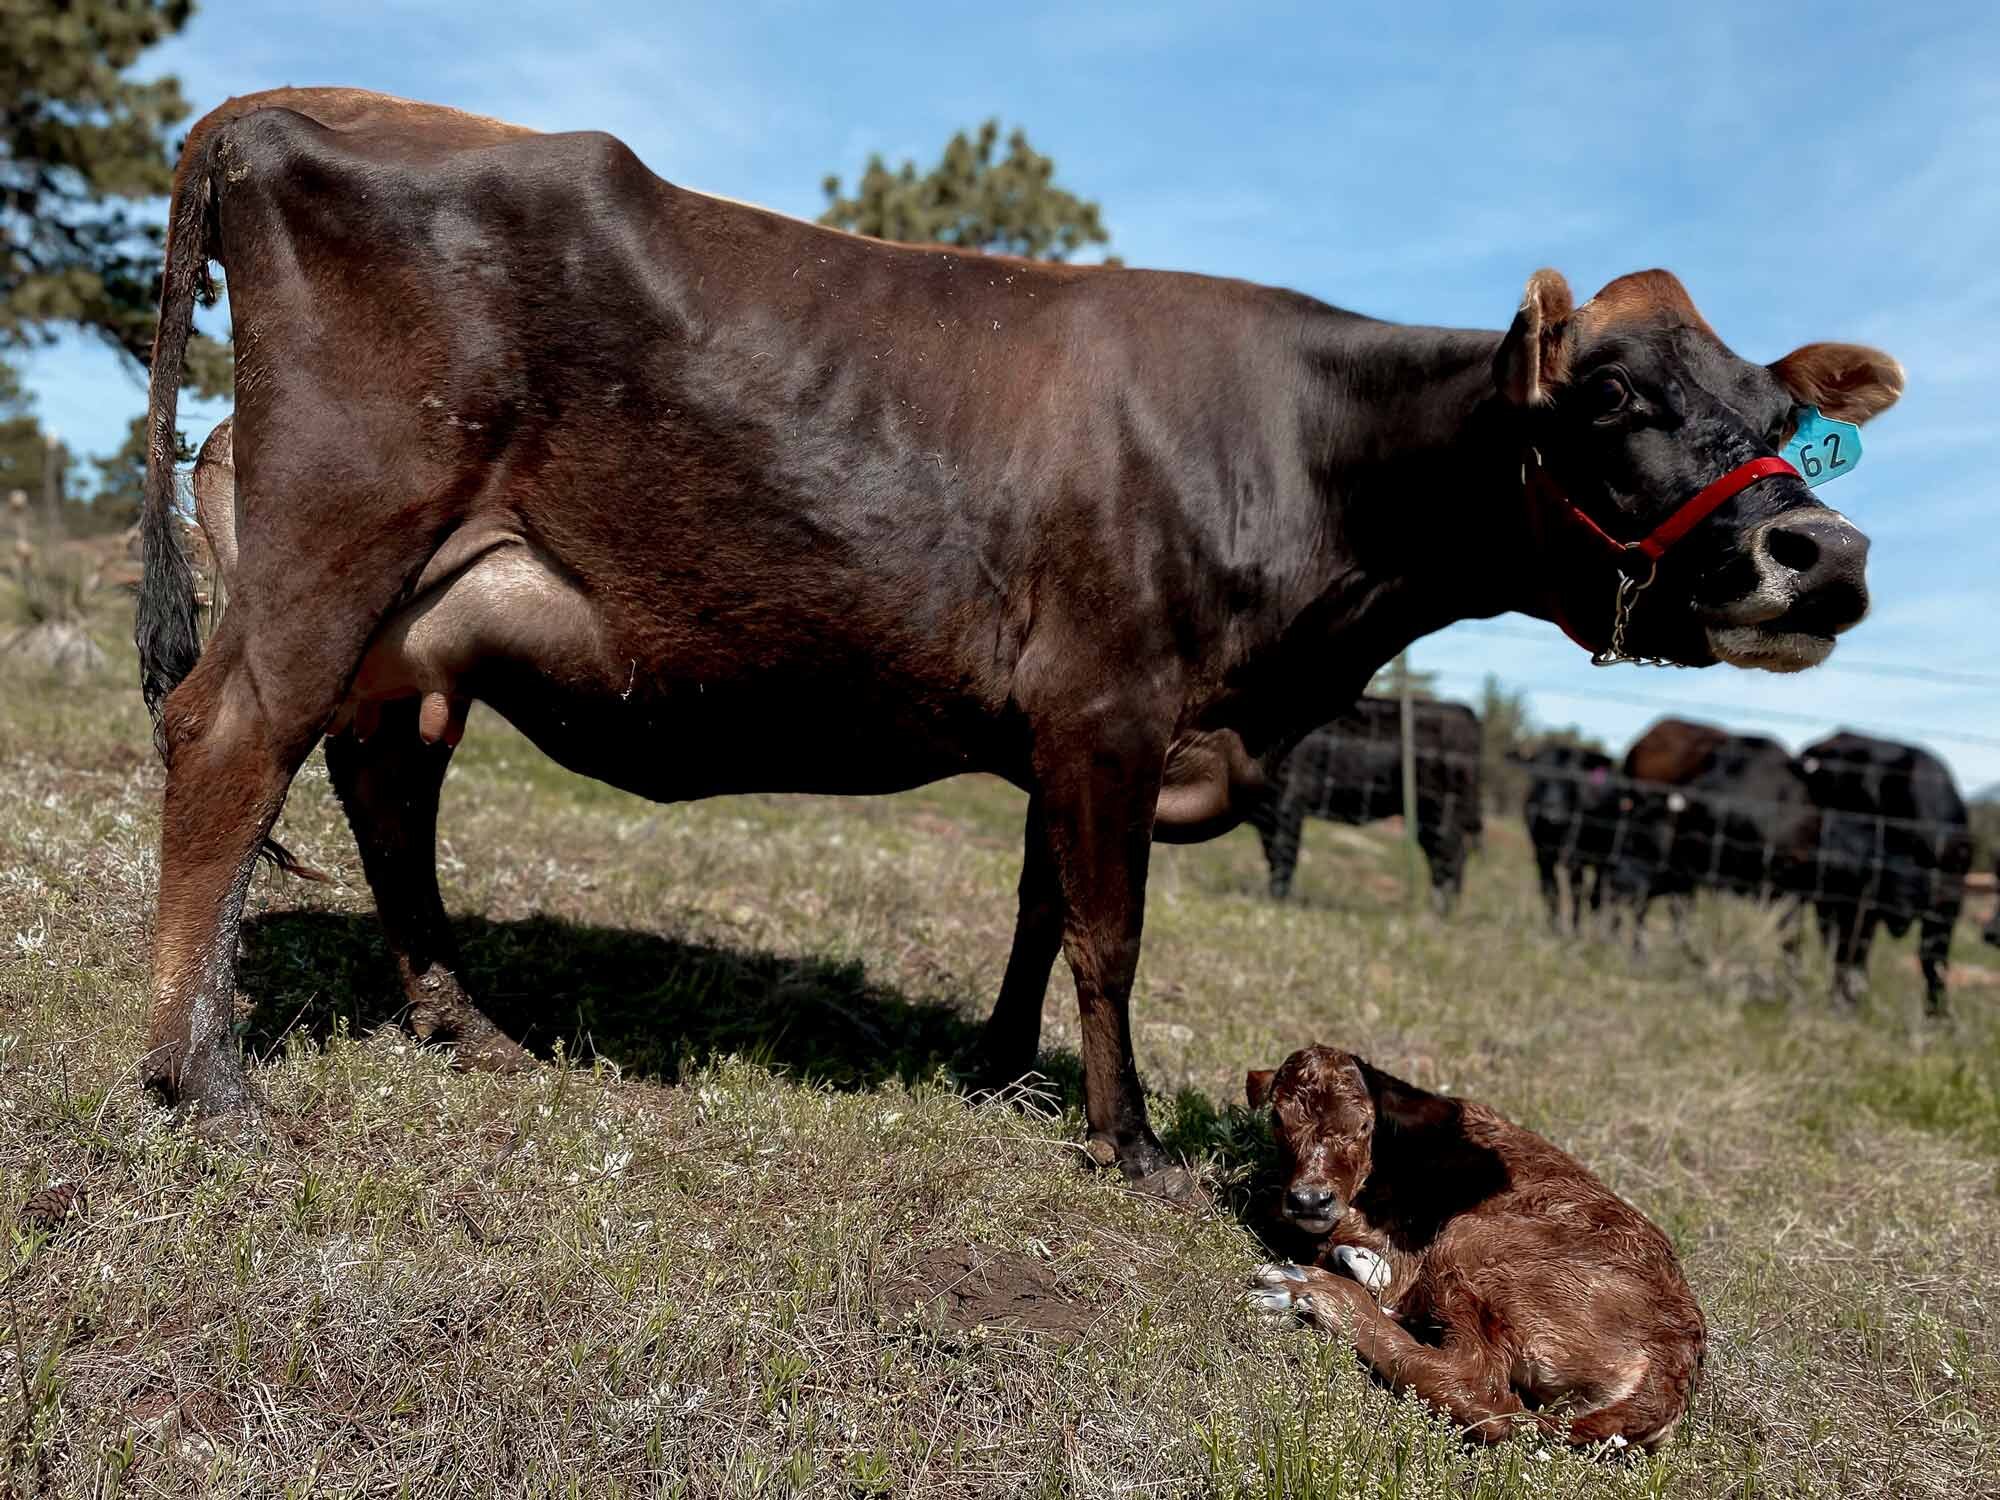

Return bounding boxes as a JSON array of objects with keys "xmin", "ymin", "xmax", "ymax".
[{"xmin": 1802, "ymin": 732, "xmax": 1971, "ymax": 929}]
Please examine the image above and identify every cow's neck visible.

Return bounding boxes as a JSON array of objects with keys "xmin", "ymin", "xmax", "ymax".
[{"xmin": 1273, "ymin": 318, "xmax": 1595, "ymax": 704}]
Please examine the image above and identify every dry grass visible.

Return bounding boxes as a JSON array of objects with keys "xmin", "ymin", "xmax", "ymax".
[{"xmin": 3, "ymin": 606, "xmax": 1997, "ymax": 1498}]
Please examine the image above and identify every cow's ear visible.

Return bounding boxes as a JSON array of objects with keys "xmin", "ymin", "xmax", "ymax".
[
  {"xmin": 1769, "ymin": 342, "xmax": 1905, "ymax": 425},
  {"xmin": 1245, "ymin": 1069, "xmax": 1277, "ymax": 1110},
  {"xmin": 1494, "ymin": 268, "xmax": 1575, "ymax": 406}
]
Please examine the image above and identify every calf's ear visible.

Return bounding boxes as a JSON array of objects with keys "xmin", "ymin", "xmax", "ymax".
[
  {"xmin": 1372, "ymin": 1073, "xmax": 1458, "ymax": 1134},
  {"xmin": 1769, "ymin": 342, "xmax": 1905, "ymax": 425},
  {"xmin": 1245, "ymin": 1069, "xmax": 1277, "ymax": 1110},
  {"xmin": 1493, "ymin": 269, "xmax": 1575, "ymax": 406}
]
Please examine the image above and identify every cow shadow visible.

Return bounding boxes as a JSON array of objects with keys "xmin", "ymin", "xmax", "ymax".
[
  {"xmin": 235, "ymin": 909, "xmax": 1314, "ymax": 1241},
  {"xmin": 236, "ymin": 910, "xmax": 1009, "ymax": 1095}
]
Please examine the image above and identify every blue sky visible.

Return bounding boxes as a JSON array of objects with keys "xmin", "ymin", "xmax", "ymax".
[{"xmin": 20, "ymin": 0, "xmax": 2000, "ymax": 789}]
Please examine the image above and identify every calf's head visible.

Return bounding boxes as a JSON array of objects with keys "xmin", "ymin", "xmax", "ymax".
[
  {"xmin": 1246, "ymin": 1045, "xmax": 1454, "ymax": 1236},
  {"xmin": 1500, "ymin": 269, "xmax": 1901, "ymax": 671}
]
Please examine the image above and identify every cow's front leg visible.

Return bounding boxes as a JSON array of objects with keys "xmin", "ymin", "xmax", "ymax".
[{"xmin": 1034, "ymin": 721, "xmax": 1186, "ymax": 1193}]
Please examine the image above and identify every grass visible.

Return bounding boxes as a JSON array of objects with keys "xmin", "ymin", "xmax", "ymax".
[{"xmin": 3, "ymin": 597, "xmax": 1997, "ymax": 1498}]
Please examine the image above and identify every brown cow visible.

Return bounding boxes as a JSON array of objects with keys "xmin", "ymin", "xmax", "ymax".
[
  {"xmin": 135, "ymin": 88, "xmax": 1900, "ymax": 1184},
  {"xmin": 1244, "ymin": 1046, "xmax": 1704, "ymax": 1450}
]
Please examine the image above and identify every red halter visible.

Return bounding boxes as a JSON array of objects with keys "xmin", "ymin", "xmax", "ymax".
[{"xmin": 1524, "ymin": 452, "xmax": 1800, "ymax": 662}]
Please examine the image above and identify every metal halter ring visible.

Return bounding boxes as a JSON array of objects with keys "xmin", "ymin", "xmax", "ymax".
[{"xmin": 1589, "ymin": 551, "xmax": 1687, "ymax": 669}]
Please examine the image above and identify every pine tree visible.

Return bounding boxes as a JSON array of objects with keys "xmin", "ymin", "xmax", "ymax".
[
  {"xmin": 820, "ymin": 121, "xmax": 1113, "ymax": 262},
  {"xmin": 1, "ymin": 0, "xmax": 229, "ymax": 395}
]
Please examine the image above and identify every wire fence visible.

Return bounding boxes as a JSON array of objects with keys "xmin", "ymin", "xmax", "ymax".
[
  {"xmin": 1433, "ymin": 621, "xmax": 2000, "ymax": 757},
  {"xmin": 1262, "ymin": 717, "xmax": 1993, "ymax": 936}
]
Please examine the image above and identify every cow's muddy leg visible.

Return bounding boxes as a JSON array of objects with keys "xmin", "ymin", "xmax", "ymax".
[
  {"xmin": 142, "ymin": 623, "xmax": 329, "ymax": 1125},
  {"xmin": 979, "ymin": 797, "xmax": 1062, "ymax": 1089},
  {"xmin": 324, "ymin": 699, "xmax": 532, "ymax": 1072}
]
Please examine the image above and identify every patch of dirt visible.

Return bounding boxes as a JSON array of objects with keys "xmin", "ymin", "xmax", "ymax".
[{"xmin": 879, "ymin": 1243, "xmax": 1101, "ymax": 1341}]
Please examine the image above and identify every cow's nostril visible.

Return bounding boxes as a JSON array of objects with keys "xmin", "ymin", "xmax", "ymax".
[{"xmin": 1764, "ymin": 525, "xmax": 1821, "ymax": 576}]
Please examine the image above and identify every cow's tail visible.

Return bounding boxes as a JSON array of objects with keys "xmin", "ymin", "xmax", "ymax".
[
  {"xmin": 135, "ymin": 138, "xmax": 216, "ymax": 741},
  {"xmin": 134, "ymin": 129, "xmax": 324, "ymax": 883}
]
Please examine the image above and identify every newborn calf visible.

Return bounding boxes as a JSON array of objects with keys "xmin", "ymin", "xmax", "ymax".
[{"xmin": 1243, "ymin": 1046, "xmax": 1704, "ymax": 1451}]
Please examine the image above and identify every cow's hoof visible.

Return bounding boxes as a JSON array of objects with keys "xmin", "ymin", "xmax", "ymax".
[
  {"xmin": 143, "ymin": 1040, "xmax": 261, "ymax": 1124},
  {"xmin": 1082, "ymin": 1135, "xmax": 1200, "ymax": 1203},
  {"xmin": 971, "ymin": 1052, "xmax": 1043, "ymax": 1099},
  {"xmin": 410, "ymin": 997, "xmax": 534, "ymax": 1074},
  {"xmin": 188, "ymin": 1105, "xmax": 269, "ymax": 1149},
  {"xmin": 462, "ymin": 1036, "xmax": 537, "ymax": 1073},
  {"xmin": 1129, "ymin": 1161, "xmax": 1204, "ymax": 1206}
]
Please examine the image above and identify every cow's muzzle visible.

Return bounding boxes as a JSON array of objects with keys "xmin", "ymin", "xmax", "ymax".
[{"xmin": 1703, "ymin": 508, "xmax": 1869, "ymax": 671}]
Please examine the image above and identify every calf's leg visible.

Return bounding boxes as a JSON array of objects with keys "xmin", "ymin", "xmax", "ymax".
[
  {"xmin": 323, "ymin": 700, "xmax": 532, "ymax": 1071},
  {"xmin": 1248, "ymin": 1264, "xmax": 1531, "ymax": 1444}
]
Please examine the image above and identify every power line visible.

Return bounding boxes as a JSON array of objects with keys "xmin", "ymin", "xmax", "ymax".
[
  {"xmin": 1444, "ymin": 618, "xmax": 2000, "ymax": 691},
  {"xmin": 1422, "ymin": 668, "xmax": 2000, "ymax": 755}
]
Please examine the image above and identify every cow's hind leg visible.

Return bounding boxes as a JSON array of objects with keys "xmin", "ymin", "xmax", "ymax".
[
  {"xmin": 144, "ymin": 623, "xmax": 336, "ymax": 1122},
  {"xmin": 1250, "ymin": 787, "xmax": 1307, "ymax": 901},
  {"xmin": 324, "ymin": 699, "xmax": 532, "ymax": 1071},
  {"xmin": 1247, "ymin": 1264, "xmax": 1533, "ymax": 1444},
  {"xmin": 979, "ymin": 797, "xmax": 1063, "ymax": 1089}
]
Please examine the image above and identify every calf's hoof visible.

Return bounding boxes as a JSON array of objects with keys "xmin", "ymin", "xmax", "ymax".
[
  {"xmin": 1331, "ymin": 1243, "xmax": 1391, "ymax": 1296},
  {"xmin": 1246, "ymin": 1262, "xmax": 1311, "ymax": 1322}
]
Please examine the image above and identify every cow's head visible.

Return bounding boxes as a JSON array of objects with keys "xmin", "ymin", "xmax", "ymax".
[
  {"xmin": 1499, "ymin": 269, "xmax": 1901, "ymax": 671},
  {"xmin": 1246, "ymin": 1045, "xmax": 1453, "ymax": 1236}
]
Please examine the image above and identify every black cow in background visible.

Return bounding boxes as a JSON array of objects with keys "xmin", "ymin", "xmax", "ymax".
[
  {"xmin": 1986, "ymin": 857, "xmax": 2000, "ymax": 950},
  {"xmin": 1520, "ymin": 745, "xmax": 1620, "ymax": 932},
  {"xmin": 1249, "ymin": 698, "xmax": 1483, "ymax": 910},
  {"xmin": 1798, "ymin": 732, "xmax": 1972, "ymax": 1015},
  {"xmin": 1601, "ymin": 730, "xmax": 1819, "ymax": 951}
]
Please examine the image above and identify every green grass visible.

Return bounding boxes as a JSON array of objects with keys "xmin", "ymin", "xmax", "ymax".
[{"xmin": 3, "ymin": 612, "xmax": 1997, "ymax": 1497}]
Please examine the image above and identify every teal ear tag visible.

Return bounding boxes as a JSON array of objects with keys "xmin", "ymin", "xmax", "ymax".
[{"xmin": 1782, "ymin": 406, "xmax": 1863, "ymax": 486}]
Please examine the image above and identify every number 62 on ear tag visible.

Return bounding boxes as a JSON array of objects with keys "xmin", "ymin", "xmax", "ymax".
[{"xmin": 1783, "ymin": 407, "xmax": 1862, "ymax": 486}]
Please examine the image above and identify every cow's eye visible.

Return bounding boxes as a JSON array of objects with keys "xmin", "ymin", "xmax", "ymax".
[{"xmin": 1586, "ymin": 372, "xmax": 1630, "ymax": 418}]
